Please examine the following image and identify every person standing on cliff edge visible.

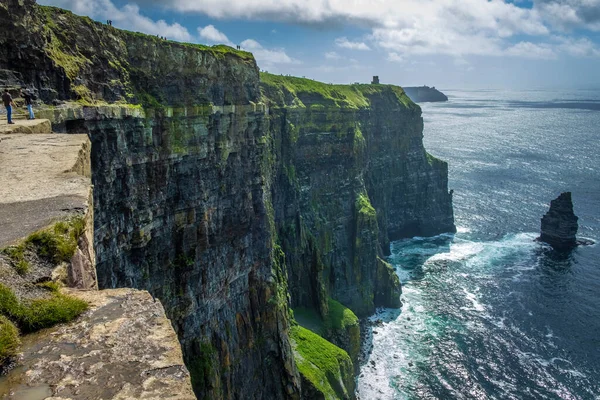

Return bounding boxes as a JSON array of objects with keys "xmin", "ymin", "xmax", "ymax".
[
  {"xmin": 2, "ymin": 89, "xmax": 15, "ymax": 125},
  {"xmin": 21, "ymin": 89, "xmax": 35, "ymax": 120}
]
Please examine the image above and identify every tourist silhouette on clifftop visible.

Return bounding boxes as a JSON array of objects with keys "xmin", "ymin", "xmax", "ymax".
[
  {"xmin": 2, "ymin": 89, "xmax": 15, "ymax": 125},
  {"xmin": 20, "ymin": 88, "xmax": 35, "ymax": 120}
]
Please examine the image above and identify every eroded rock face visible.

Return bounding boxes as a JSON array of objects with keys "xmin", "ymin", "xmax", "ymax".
[
  {"xmin": 0, "ymin": 289, "xmax": 196, "ymax": 400},
  {"xmin": 1, "ymin": 2, "xmax": 456, "ymax": 399},
  {"xmin": 540, "ymin": 192, "xmax": 579, "ymax": 250},
  {"xmin": 266, "ymin": 86, "xmax": 454, "ymax": 318}
]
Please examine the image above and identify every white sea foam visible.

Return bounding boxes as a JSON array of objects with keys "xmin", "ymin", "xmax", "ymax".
[
  {"xmin": 462, "ymin": 288, "xmax": 486, "ymax": 312},
  {"xmin": 457, "ymin": 226, "xmax": 471, "ymax": 233}
]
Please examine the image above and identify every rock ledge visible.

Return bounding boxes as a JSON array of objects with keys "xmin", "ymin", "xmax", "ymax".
[{"xmin": 0, "ymin": 289, "xmax": 196, "ymax": 400}]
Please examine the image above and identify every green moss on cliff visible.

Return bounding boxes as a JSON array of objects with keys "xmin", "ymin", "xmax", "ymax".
[
  {"xmin": 0, "ymin": 315, "xmax": 20, "ymax": 364},
  {"xmin": 426, "ymin": 152, "xmax": 443, "ymax": 166},
  {"xmin": 375, "ymin": 257, "xmax": 402, "ymax": 308},
  {"xmin": 327, "ymin": 299, "xmax": 358, "ymax": 331},
  {"xmin": 356, "ymin": 193, "xmax": 376, "ymax": 219},
  {"xmin": 290, "ymin": 325, "xmax": 354, "ymax": 400},
  {"xmin": 0, "ymin": 283, "xmax": 88, "ymax": 334},
  {"xmin": 45, "ymin": 35, "xmax": 88, "ymax": 81},
  {"xmin": 188, "ymin": 341, "xmax": 217, "ymax": 398}
]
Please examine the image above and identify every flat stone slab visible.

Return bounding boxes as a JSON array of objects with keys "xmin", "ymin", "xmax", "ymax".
[
  {"xmin": 0, "ymin": 119, "xmax": 52, "ymax": 135},
  {"xmin": 0, "ymin": 289, "xmax": 196, "ymax": 400},
  {"xmin": 0, "ymin": 134, "xmax": 91, "ymax": 247}
]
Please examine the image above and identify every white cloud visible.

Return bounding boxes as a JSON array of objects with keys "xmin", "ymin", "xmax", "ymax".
[
  {"xmin": 534, "ymin": 0, "xmax": 600, "ymax": 31},
  {"xmin": 241, "ymin": 39, "xmax": 298, "ymax": 65},
  {"xmin": 198, "ymin": 25, "xmax": 231, "ymax": 44},
  {"xmin": 128, "ymin": 0, "xmax": 555, "ymax": 57},
  {"xmin": 387, "ymin": 52, "xmax": 404, "ymax": 63},
  {"xmin": 40, "ymin": 0, "xmax": 600, "ymax": 63},
  {"xmin": 335, "ymin": 37, "xmax": 371, "ymax": 51},
  {"xmin": 38, "ymin": 0, "xmax": 192, "ymax": 41},
  {"xmin": 505, "ymin": 41, "xmax": 557, "ymax": 59},
  {"xmin": 554, "ymin": 36, "xmax": 600, "ymax": 56},
  {"xmin": 325, "ymin": 51, "xmax": 342, "ymax": 60}
]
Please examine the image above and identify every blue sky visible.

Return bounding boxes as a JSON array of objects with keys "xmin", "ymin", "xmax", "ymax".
[{"xmin": 39, "ymin": 0, "xmax": 600, "ymax": 89}]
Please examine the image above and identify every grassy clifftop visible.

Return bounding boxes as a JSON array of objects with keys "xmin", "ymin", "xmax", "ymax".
[
  {"xmin": 1, "ymin": 1, "xmax": 259, "ymax": 106},
  {"xmin": 260, "ymin": 72, "xmax": 418, "ymax": 110}
]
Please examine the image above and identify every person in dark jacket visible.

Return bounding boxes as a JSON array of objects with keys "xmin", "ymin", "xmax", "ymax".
[
  {"xmin": 2, "ymin": 89, "xmax": 15, "ymax": 124},
  {"xmin": 20, "ymin": 89, "xmax": 35, "ymax": 120}
]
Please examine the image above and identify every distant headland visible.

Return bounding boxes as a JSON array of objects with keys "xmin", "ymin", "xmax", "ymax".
[
  {"xmin": 368, "ymin": 77, "xmax": 447, "ymax": 103},
  {"xmin": 403, "ymin": 86, "xmax": 448, "ymax": 103}
]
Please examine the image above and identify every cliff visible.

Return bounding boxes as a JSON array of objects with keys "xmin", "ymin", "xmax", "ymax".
[
  {"xmin": 0, "ymin": 1, "xmax": 455, "ymax": 399},
  {"xmin": 403, "ymin": 86, "xmax": 448, "ymax": 103},
  {"xmin": 0, "ymin": 121, "xmax": 195, "ymax": 397}
]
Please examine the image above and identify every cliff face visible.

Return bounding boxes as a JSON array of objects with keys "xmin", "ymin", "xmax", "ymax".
[
  {"xmin": 262, "ymin": 74, "xmax": 455, "ymax": 317},
  {"xmin": 1, "ymin": 2, "xmax": 455, "ymax": 399}
]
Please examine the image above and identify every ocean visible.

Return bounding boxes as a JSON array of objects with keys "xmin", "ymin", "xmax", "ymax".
[{"xmin": 357, "ymin": 89, "xmax": 600, "ymax": 400}]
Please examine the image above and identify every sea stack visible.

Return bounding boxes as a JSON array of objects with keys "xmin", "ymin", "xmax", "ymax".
[{"xmin": 539, "ymin": 192, "xmax": 578, "ymax": 250}]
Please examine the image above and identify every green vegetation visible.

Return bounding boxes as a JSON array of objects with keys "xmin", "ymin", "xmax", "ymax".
[
  {"xmin": 26, "ymin": 217, "xmax": 85, "ymax": 265},
  {"xmin": 0, "ymin": 283, "xmax": 88, "ymax": 334},
  {"xmin": 44, "ymin": 29, "xmax": 89, "ymax": 81},
  {"xmin": 261, "ymin": 73, "xmax": 370, "ymax": 109},
  {"xmin": 294, "ymin": 299, "xmax": 358, "ymax": 334},
  {"xmin": 0, "ymin": 315, "xmax": 20, "ymax": 364},
  {"xmin": 187, "ymin": 341, "xmax": 217, "ymax": 398},
  {"xmin": 260, "ymin": 72, "xmax": 418, "ymax": 111},
  {"xmin": 291, "ymin": 325, "xmax": 354, "ymax": 400},
  {"xmin": 2, "ymin": 217, "xmax": 85, "ymax": 275},
  {"xmin": 426, "ymin": 152, "xmax": 443, "ymax": 166},
  {"xmin": 356, "ymin": 193, "xmax": 377, "ymax": 219},
  {"xmin": 3, "ymin": 245, "xmax": 29, "ymax": 275},
  {"xmin": 327, "ymin": 299, "xmax": 358, "ymax": 331}
]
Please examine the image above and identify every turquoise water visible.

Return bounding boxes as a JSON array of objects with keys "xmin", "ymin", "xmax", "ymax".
[{"xmin": 357, "ymin": 90, "xmax": 600, "ymax": 400}]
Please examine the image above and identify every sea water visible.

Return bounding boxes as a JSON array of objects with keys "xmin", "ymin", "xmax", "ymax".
[{"xmin": 357, "ymin": 89, "xmax": 600, "ymax": 400}]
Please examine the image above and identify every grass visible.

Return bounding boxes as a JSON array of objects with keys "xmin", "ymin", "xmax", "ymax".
[
  {"xmin": 6, "ymin": 222, "xmax": 83, "ymax": 273},
  {"xmin": 294, "ymin": 299, "xmax": 358, "ymax": 334},
  {"xmin": 356, "ymin": 193, "xmax": 377, "ymax": 219},
  {"xmin": 290, "ymin": 325, "xmax": 353, "ymax": 400},
  {"xmin": 2, "ymin": 245, "xmax": 29, "ymax": 275},
  {"xmin": 260, "ymin": 72, "xmax": 419, "ymax": 111},
  {"xmin": 38, "ymin": 4, "xmax": 255, "ymax": 64},
  {"xmin": 0, "ymin": 315, "xmax": 20, "ymax": 364},
  {"xmin": 0, "ymin": 283, "xmax": 88, "ymax": 334},
  {"xmin": 327, "ymin": 299, "xmax": 358, "ymax": 331},
  {"xmin": 261, "ymin": 73, "xmax": 370, "ymax": 109},
  {"xmin": 2, "ymin": 217, "xmax": 85, "ymax": 275}
]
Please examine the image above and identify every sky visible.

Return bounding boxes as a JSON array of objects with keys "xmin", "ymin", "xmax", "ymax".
[{"xmin": 38, "ymin": 0, "xmax": 600, "ymax": 89}]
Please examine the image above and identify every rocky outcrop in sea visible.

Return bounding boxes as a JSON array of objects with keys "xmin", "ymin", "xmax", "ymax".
[{"xmin": 539, "ymin": 192, "xmax": 590, "ymax": 250}]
